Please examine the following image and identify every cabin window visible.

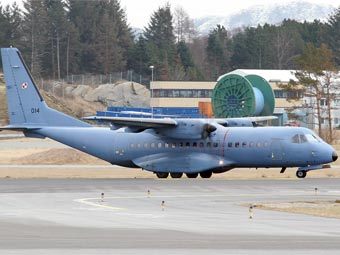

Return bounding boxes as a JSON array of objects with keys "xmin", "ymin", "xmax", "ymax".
[
  {"xmin": 193, "ymin": 142, "xmax": 197, "ymax": 147},
  {"xmin": 171, "ymin": 143, "xmax": 176, "ymax": 148},
  {"xmin": 249, "ymin": 142, "xmax": 255, "ymax": 147},
  {"xmin": 130, "ymin": 144, "xmax": 135, "ymax": 148},
  {"xmin": 213, "ymin": 142, "xmax": 219, "ymax": 148},
  {"xmin": 199, "ymin": 142, "xmax": 204, "ymax": 148},
  {"xmin": 256, "ymin": 142, "xmax": 262, "ymax": 147},
  {"xmin": 144, "ymin": 143, "xmax": 148, "ymax": 148},
  {"xmin": 207, "ymin": 142, "xmax": 212, "ymax": 148},
  {"xmin": 165, "ymin": 142, "xmax": 169, "ymax": 148},
  {"xmin": 228, "ymin": 142, "xmax": 233, "ymax": 148},
  {"xmin": 242, "ymin": 142, "xmax": 247, "ymax": 148},
  {"xmin": 137, "ymin": 143, "xmax": 141, "ymax": 148},
  {"xmin": 158, "ymin": 142, "xmax": 162, "ymax": 148},
  {"xmin": 235, "ymin": 142, "xmax": 240, "ymax": 148},
  {"xmin": 263, "ymin": 141, "xmax": 269, "ymax": 147},
  {"xmin": 179, "ymin": 142, "xmax": 184, "ymax": 147},
  {"xmin": 151, "ymin": 143, "xmax": 156, "ymax": 148},
  {"xmin": 185, "ymin": 142, "xmax": 190, "ymax": 147}
]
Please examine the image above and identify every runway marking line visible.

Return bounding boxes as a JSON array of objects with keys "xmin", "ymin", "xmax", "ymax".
[
  {"xmin": 74, "ymin": 198, "xmax": 125, "ymax": 211},
  {"xmin": 74, "ymin": 192, "xmax": 337, "ymax": 212}
]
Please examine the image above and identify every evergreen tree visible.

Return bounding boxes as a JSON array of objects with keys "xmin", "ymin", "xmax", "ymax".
[
  {"xmin": 206, "ymin": 25, "xmax": 231, "ymax": 79},
  {"xmin": 22, "ymin": 0, "xmax": 49, "ymax": 78},
  {"xmin": 326, "ymin": 7, "xmax": 340, "ymax": 67},
  {"xmin": 45, "ymin": 0, "xmax": 69, "ymax": 79},
  {"xmin": 177, "ymin": 41, "xmax": 194, "ymax": 71},
  {"xmin": 144, "ymin": 4, "xmax": 176, "ymax": 80},
  {"xmin": 127, "ymin": 35, "xmax": 150, "ymax": 75},
  {"xmin": 68, "ymin": 0, "xmax": 132, "ymax": 74},
  {"xmin": 2, "ymin": 3, "xmax": 22, "ymax": 48}
]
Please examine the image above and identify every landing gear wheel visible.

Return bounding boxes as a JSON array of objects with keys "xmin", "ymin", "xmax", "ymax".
[
  {"xmin": 296, "ymin": 170, "xmax": 307, "ymax": 178},
  {"xmin": 186, "ymin": 173, "xmax": 199, "ymax": 178},
  {"xmin": 170, "ymin": 172, "xmax": 183, "ymax": 178},
  {"xmin": 156, "ymin": 172, "xmax": 169, "ymax": 178},
  {"xmin": 200, "ymin": 171, "xmax": 213, "ymax": 178}
]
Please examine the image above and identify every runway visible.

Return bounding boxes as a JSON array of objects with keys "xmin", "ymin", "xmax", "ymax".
[{"xmin": 1, "ymin": 178, "xmax": 340, "ymax": 254}]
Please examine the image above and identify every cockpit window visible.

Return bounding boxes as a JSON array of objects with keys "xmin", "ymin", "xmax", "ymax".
[
  {"xmin": 299, "ymin": 134, "xmax": 307, "ymax": 143},
  {"xmin": 292, "ymin": 134, "xmax": 300, "ymax": 143},
  {"xmin": 292, "ymin": 134, "xmax": 308, "ymax": 143},
  {"xmin": 305, "ymin": 133, "xmax": 320, "ymax": 143}
]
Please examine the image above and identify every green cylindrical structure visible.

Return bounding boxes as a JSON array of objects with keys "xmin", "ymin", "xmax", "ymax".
[{"xmin": 211, "ymin": 71, "xmax": 275, "ymax": 118}]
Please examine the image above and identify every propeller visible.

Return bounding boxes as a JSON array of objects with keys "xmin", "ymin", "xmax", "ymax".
[{"xmin": 201, "ymin": 123, "xmax": 217, "ymax": 139}]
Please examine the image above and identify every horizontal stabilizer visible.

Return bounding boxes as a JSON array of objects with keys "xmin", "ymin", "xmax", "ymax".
[{"xmin": 0, "ymin": 126, "xmax": 41, "ymax": 132}]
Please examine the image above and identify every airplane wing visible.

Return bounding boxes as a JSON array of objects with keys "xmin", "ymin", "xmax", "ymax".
[
  {"xmin": 215, "ymin": 116, "xmax": 277, "ymax": 127},
  {"xmin": 83, "ymin": 115, "xmax": 276, "ymax": 139},
  {"xmin": 83, "ymin": 116, "xmax": 177, "ymax": 128},
  {"xmin": 84, "ymin": 115, "xmax": 276, "ymax": 128}
]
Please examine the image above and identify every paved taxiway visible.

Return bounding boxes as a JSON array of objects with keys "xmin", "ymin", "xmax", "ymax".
[{"xmin": 0, "ymin": 179, "xmax": 340, "ymax": 254}]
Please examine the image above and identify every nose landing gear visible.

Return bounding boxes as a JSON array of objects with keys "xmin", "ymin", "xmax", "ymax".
[{"xmin": 296, "ymin": 170, "xmax": 307, "ymax": 178}]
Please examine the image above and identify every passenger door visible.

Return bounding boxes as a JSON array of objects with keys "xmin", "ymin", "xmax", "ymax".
[{"xmin": 270, "ymin": 139, "xmax": 285, "ymax": 161}]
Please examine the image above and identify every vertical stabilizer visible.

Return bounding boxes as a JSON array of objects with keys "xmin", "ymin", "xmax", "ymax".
[{"xmin": 1, "ymin": 48, "xmax": 90, "ymax": 127}]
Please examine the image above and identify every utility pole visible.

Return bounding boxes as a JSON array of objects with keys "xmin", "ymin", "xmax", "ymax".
[{"xmin": 149, "ymin": 65, "xmax": 154, "ymax": 118}]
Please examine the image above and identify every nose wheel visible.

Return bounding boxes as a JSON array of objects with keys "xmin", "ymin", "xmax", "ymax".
[{"xmin": 296, "ymin": 170, "xmax": 307, "ymax": 178}]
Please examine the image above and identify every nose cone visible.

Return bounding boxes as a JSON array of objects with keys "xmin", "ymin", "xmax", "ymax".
[{"xmin": 332, "ymin": 151, "xmax": 338, "ymax": 162}]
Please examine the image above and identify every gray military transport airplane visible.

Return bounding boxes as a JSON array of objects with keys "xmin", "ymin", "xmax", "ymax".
[{"xmin": 0, "ymin": 48, "xmax": 338, "ymax": 178}]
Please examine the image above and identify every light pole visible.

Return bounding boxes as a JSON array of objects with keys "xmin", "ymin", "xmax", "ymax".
[{"xmin": 149, "ymin": 65, "xmax": 154, "ymax": 118}]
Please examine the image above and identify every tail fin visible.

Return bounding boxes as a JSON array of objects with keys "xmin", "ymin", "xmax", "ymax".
[{"xmin": 1, "ymin": 47, "xmax": 90, "ymax": 127}]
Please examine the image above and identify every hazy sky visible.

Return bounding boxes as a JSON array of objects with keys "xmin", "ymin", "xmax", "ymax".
[{"xmin": 2, "ymin": 0, "xmax": 339, "ymax": 27}]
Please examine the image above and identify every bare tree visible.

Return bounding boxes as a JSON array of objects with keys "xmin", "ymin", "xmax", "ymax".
[{"xmin": 173, "ymin": 6, "xmax": 196, "ymax": 43}]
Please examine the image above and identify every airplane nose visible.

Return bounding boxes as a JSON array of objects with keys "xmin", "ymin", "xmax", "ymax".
[{"xmin": 332, "ymin": 151, "xmax": 338, "ymax": 162}]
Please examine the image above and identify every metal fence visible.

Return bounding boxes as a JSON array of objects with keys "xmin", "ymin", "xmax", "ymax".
[
  {"xmin": 35, "ymin": 71, "xmax": 151, "ymax": 100},
  {"xmin": 64, "ymin": 71, "xmax": 151, "ymax": 87}
]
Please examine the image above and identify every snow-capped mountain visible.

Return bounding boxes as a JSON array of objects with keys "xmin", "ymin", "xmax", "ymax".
[{"xmin": 195, "ymin": 1, "xmax": 336, "ymax": 34}]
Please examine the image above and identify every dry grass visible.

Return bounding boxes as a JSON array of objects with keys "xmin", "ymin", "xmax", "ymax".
[
  {"xmin": 11, "ymin": 148, "xmax": 107, "ymax": 165},
  {"xmin": 256, "ymin": 201, "xmax": 340, "ymax": 219},
  {"xmin": 0, "ymin": 82, "xmax": 8, "ymax": 125}
]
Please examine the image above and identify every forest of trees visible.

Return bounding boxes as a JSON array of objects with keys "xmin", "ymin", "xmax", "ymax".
[{"xmin": 0, "ymin": 0, "xmax": 339, "ymax": 81}]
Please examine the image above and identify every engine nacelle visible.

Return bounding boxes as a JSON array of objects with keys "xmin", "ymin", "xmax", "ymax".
[
  {"xmin": 158, "ymin": 119, "xmax": 217, "ymax": 139},
  {"xmin": 219, "ymin": 118, "xmax": 254, "ymax": 127}
]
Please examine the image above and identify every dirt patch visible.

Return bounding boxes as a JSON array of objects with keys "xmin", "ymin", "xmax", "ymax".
[
  {"xmin": 255, "ymin": 201, "xmax": 340, "ymax": 219},
  {"xmin": 12, "ymin": 148, "xmax": 108, "ymax": 165}
]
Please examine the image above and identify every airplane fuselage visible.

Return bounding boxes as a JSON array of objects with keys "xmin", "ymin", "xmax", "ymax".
[{"xmin": 33, "ymin": 125, "xmax": 335, "ymax": 175}]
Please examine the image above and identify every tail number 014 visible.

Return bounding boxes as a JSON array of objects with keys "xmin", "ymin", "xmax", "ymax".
[{"xmin": 31, "ymin": 108, "xmax": 40, "ymax": 114}]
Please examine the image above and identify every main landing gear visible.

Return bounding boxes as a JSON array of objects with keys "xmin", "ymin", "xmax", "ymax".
[
  {"xmin": 170, "ymin": 172, "xmax": 183, "ymax": 178},
  {"xmin": 156, "ymin": 172, "xmax": 169, "ymax": 178},
  {"xmin": 154, "ymin": 171, "xmax": 213, "ymax": 179},
  {"xmin": 186, "ymin": 173, "xmax": 199, "ymax": 178},
  {"xmin": 199, "ymin": 171, "xmax": 213, "ymax": 178},
  {"xmin": 296, "ymin": 170, "xmax": 307, "ymax": 178}
]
